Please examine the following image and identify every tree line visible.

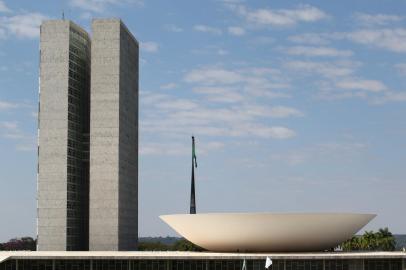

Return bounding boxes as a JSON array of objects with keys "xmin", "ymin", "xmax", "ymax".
[
  {"xmin": 339, "ymin": 227, "xmax": 396, "ymax": 251},
  {"xmin": 0, "ymin": 228, "xmax": 396, "ymax": 251}
]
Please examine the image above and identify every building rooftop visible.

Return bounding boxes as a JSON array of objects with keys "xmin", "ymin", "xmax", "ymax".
[{"xmin": 1, "ymin": 251, "xmax": 406, "ymax": 263}]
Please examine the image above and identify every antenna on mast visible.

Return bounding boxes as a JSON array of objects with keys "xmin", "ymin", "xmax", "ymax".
[{"xmin": 62, "ymin": 10, "xmax": 65, "ymax": 20}]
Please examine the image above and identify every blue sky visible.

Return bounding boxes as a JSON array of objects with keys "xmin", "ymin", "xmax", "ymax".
[{"xmin": 0, "ymin": 0, "xmax": 406, "ymax": 241}]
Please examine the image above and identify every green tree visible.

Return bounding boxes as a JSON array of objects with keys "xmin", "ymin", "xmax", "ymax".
[
  {"xmin": 172, "ymin": 239, "xmax": 205, "ymax": 251},
  {"xmin": 376, "ymin": 228, "xmax": 395, "ymax": 251},
  {"xmin": 340, "ymin": 228, "xmax": 396, "ymax": 251},
  {"xmin": 138, "ymin": 241, "xmax": 171, "ymax": 251}
]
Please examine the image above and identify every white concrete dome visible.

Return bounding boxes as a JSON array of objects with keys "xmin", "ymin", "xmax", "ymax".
[{"xmin": 160, "ymin": 213, "xmax": 376, "ymax": 252}]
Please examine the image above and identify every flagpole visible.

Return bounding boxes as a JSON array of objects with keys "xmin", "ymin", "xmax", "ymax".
[{"xmin": 190, "ymin": 136, "xmax": 196, "ymax": 214}]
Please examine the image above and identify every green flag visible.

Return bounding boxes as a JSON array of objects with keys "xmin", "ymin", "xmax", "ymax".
[{"xmin": 192, "ymin": 136, "xmax": 197, "ymax": 168}]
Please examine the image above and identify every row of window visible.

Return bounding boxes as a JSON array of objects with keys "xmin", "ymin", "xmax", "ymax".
[
  {"xmin": 69, "ymin": 52, "xmax": 88, "ymax": 69},
  {"xmin": 70, "ymin": 27, "xmax": 89, "ymax": 45},
  {"xmin": 1, "ymin": 260, "xmax": 404, "ymax": 270},
  {"xmin": 69, "ymin": 75, "xmax": 88, "ymax": 91},
  {"xmin": 69, "ymin": 44, "xmax": 88, "ymax": 60},
  {"xmin": 68, "ymin": 85, "xmax": 85, "ymax": 99}
]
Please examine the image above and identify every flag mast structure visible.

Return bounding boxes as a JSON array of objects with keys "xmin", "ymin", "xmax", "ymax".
[{"xmin": 190, "ymin": 136, "xmax": 197, "ymax": 214}]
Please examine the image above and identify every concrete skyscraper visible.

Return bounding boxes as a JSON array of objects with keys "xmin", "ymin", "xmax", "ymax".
[
  {"xmin": 37, "ymin": 18, "xmax": 138, "ymax": 251},
  {"xmin": 38, "ymin": 20, "xmax": 91, "ymax": 251},
  {"xmin": 89, "ymin": 19, "xmax": 139, "ymax": 251}
]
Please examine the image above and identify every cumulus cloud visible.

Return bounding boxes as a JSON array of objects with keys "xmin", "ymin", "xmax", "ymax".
[
  {"xmin": 0, "ymin": 121, "xmax": 18, "ymax": 131},
  {"xmin": 0, "ymin": 1, "xmax": 11, "ymax": 13},
  {"xmin": 140, "ymin": 41, "xmax": 159, "ymax": 53},
  {"xmin": 285, "ymin": 46, "xmax": 353, "ymax": 57},
  {"xmin": 193, "ymin": 25, "xmax": 222, "ymax": 35},
  {"xmin": 141, "ymin": 94, "xmax": 297, "ymax": 140},
  {"xmin": 271, "ymin": 142, "xmax": 368, "ymax": 165},
  {"xmin": 336, "ymin": 78, "xmax": 387, "ymax": 92},
  {"xmin": 141, "ymin": 65, "xmax": 299, "ymax": 143},
  {"xmin": 353, "ymin": 12, "xmax": 403, "ymax": 26},
  {"xmin": 289, "ymin": 29, "xmax": 406, "ymax": 53},
  {"xmin": 288, "ymin": 33, "xmax": 331, "ymax": 45},
  {"xmin": 228, "ymin": 26, "xmax": 245, "ymax": 36},
  {"xmin": 371, "ymin": 91, "xmax": 406, "ymax": 104},
  {"xmin": 261, "ymin": 105, "xmax": 304, "ymax": 118},
  {"xmin": 0, "ymin": 13, "xmax": 48, "ymax": 39},
  {"xmin": 227, "ymin": 4, "xmax": 328, "ymax": 27},
  {"xmin": 0, "ymin": 100, "xmax": 20, "ymax": 110},
  {"xmin": 0, "ymin": 121, "xmax": 36, "ymax": 151},
  {"xmin": 160, "ymin": 83, "xmax": 177, "ymax": 90},
  {"xmin": 164, "ymin": 24, "xmax": 183, "ymax": 32},
  {"xmin": 289, "ymin": 27, "xmax": 406, "ymax": 53},
  {"xmin": 69, "ymin": 0, "xmax": 143, "ymax": 13},
  {"xmin": 140, "ymin": 141, "xmax": 224, "ymax": 156},
  {"xmin": 184, "ymin": 66, "xmax": 291, "ymax": 100},
  {"xmin": 193, "ymin": 86, "xmax": 244, "ymax": 103},
  {"xmin": 284, "ymin": 60, "xmax": 358, "ymax": 78},
  {"xmin": 346, "ymin": 28, "xmax": 406, "ymax": 53},
  {"xmin": 184, "ymin": 67, "xmax": 243, "ymax": 84}
]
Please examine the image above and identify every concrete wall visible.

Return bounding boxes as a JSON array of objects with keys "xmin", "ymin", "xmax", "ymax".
[
  {"xmin": 38, "ymin": 20, "xmax": 70, "ymax": 251},
  {"xmin": 89, "ymin": 19, "xmax": 139, "ymax": 251}
]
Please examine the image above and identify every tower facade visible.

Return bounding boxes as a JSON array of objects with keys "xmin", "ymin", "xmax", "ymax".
[
  {"xmin": 37, "ymin": 20, "xmax": 91, "ymax": 251},
  {"xmin": 88, "ymin": 19, "xmax": 139, "ymax": 251},
  {"xmin": 37, "ymin": 18, "xmax": 138, "ymax": 251}
]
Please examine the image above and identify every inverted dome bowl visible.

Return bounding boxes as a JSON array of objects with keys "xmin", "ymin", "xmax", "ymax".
[{"xmin": 160, "ymin": 213, "xmax": 375, "ymax": 252}]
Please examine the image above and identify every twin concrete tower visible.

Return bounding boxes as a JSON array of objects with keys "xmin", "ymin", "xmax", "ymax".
[{"xmin": 37, "ymin": 19, "xmax": 138, "ymax": 251}]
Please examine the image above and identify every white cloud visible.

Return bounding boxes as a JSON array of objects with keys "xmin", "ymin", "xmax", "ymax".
[
  {"xmin": 184, "ymin": 66, "xmax": 291, "ymax": 100},
  {"xmin": 0, "ymin": 121, "xmax": 18, "ymax": 130},
  {"xmin": 272, "ymin": 142, "xmax": 367, "ymax": 165},
  {"xmin": 371, "ymin": 91, "xmax": 406, "ymax": 104},
  {"xmin": 0, "ymin": 121, "xmax": 25, "ymax": 140},
  {"xmin": 285, "ymin": 46, "xmax": 353, "ymax": 57},
  {"xmin": 141, "ymin": 65, "xmax": 298, "ymax": 148},
  {"xmin": 0, "ymin": 100, "xmax": 20, "ymax": 110},
  {"xmin": 193, "ymin": 86, "xmax": 244, "ymax": 103},
  {"xmin": 15, "ymin": 143, "xmax": 36, "ymax": 152},
  {"xmin": 346, "ymin": 28, "xmax": 406, "ymax": 53},
  {"xmin": 228, "ymin": 4, "xmax": 327, "ymax": 27},
  {"xmin": 184, "ymin": 67, "xmax": 243, "ymax": 84},
  {"xmin": 228, "ymin": 26, "xmax": 245, "ymax": 36},
  {"xmin": 217, "ymin": 49, "xmax": 228, "ymax": 56},
  {"xmin": 260, "ymin": 105, "xmax": 304, "ymax": 118},
  {"xmin": 289, "ymin": 29, "xmax": 406, "ymax": 53},
  {"xmin": 0, "ymin": 121, "xmax": 37, "ymax": 151},
  {"xmin": 0, "ymin": 1, "xmax": 11, "ymax": 13},
  {"xmin": 0, "ymin": 13, "xmax": 48, "ymax": 39},
  {"xmin": 140, "ymin": 141, "xmax": 224, "ymax": 156},
  {"xmin": 140, "ymin": 41, "xmax": 159, "ymax": 53},
  {"xmin": 164, "ymin": 24, "xmax": 183, "ymax": 32},
  {"xmin": 284, "ymin": 60, "xmax": 357, "ymax": 78},
  {"xmin": 354, "ymin": 13, "xmax": 403, "ymax": 26},
  {"xmin": 141, "ymin": 89, "xmax": 297, "ymax": 141},
  {"xmin": 155, "ymin": 99, "xmax": 198, "ymax": 110},
  {"xmin": 191, "ymin": 46, "xmax": 229, "ymax": 56},
  {"xmin": 69, "ymin": 0, "xmax": 143, "ymax": 13},
  {"xmin": 160, "ymin": 83, "xmax": 177, "ymax": 90},
  {"xmin": 288, "ymin": 33, "xmax": 330, "ymax": 45},
  {"xmin": 336, "ymin": 78, "xmax": 387, "ymax": 92},
  {"xmin": 251, "ymin": 126, "xmax": 295, "ymax": 139},
  {"xmin": 193, "ymin": 25, "xmax": 222, "ymax": 35},
  {"xmin": 140, "ymin": 142, "xmax": 188, "ymax": 156}
]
